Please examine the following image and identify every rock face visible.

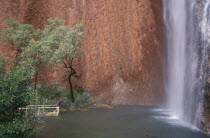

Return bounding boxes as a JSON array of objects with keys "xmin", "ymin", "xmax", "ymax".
[
  {"xmin": 0, "ymin": 0, "xmax": 164, "ymax": 105},
  {"xmin": 82, "ymin": 0, "xmax": 164, "ymax": 105},
  {"xmin": 202, "ymin": 79, "xmax": 210, "ymax": 132},
  {"xmin": 202, "ymin": 37, "xmax": 210, "ymax": 133}
]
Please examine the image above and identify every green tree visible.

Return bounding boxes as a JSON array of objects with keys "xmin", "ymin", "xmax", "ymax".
[
  {"xmin": 0, "ymin": 18, "xmax": 42, "ymax": 89},
  {"xmin": 1, "ymin": 18, "xmax": 83, "ymax": 103},
  {"xmin": 42, "ymin": 19, "xmax": 83, "ymax": 102},
  {"xmin": 0, "ymin": 18, "xmax": 40, "ymax": 53},
  {"xmin": 20, "ymin": 40, "xmax": 53, "ymax": 90}
]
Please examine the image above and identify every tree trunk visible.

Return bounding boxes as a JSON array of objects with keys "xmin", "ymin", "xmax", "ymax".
[
  {"xmin": 34, "ymin": 72, "xmax": 38, "ymax": 90},
  {"xmin": 68, "ymin": 74, "xmax": 75, "ymax": 102}
]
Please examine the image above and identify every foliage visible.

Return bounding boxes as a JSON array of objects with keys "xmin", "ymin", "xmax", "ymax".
[
  {"xmin": 0, "ymin": 61, "xmax": 35, "ymax": 120},
  {"xmin": 43, "ymin": 19, "xmax": 83, "ymax": 65},
  {"xmin": 34, "ymin": 83, "xmax": 72, "ymax": 109},
  {"xmin": 20, "ymin": 40, "xmax": 52, "ymax": 72},
  {"xmin": 74, "ymin": 88, "xmax": 93, "ymax": 108},
  {"xmin": 34, "ymin": 84, "xmax": 92, "ymax": 109},
  {"xmin": 35, "ymin": 83, "xmax": 66, "ymax": 105},
  {"xmin": 0, "ymin": 117, "xmax": 42, "ymax": 138},
  {"xmin": 0, "ymin": 18, "xmax": 43, "ymax": 89},
  {"xmin": 0, "ymin": 18, "xmax": 85, "ymax": 137},
  {"xmin": 0, "ymin": 56, "xmax": 6, "ymax": 77},
  {"xmin": 1, "ymin": 18, "xmax": 84, "ymax": 101},
  {"xmin": 41, "ymin": 18, "xmax": 83, "ymax": 102},
  {"xmin": 37, "ymin": 83, "xmax": 65, "ymax": 100},
  {"xmin": 0, "ymin": 60, "xmax": 40, "ymax": 138},
  {"xmin": 60, "ymin": 95, "xmax": 71, "ymax": 109},
  {"xmin": 0, "ymin": 18, "xmax": 40, "ymax": 51}
]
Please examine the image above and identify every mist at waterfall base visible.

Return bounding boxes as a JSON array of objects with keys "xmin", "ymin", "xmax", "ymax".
[{"xmin": 163, "ymin": 0, "xmax": 210, "ymax": 129}]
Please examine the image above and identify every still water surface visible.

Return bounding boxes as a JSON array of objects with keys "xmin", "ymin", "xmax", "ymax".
[{"xmin": 38, "ymin": 106, "xmax": 210, "ymax": 138}]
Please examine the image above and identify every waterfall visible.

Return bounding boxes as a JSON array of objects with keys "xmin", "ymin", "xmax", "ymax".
[
  {"xmin": 163, "ymin": 0, "xmax": 210, "ymax": 127},
  {"xmin": 163, "ymin": 0, "xmax": 187, "ymax": 119}
]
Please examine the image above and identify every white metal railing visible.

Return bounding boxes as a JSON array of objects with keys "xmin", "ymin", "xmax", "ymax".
[{"xmin": 19, "ymin": 105, "xmax": 59, "ymax": 117}]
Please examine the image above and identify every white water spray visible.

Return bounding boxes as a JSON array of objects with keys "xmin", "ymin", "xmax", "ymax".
[{"xmin": 163, "ymin": 0, "xmax": 187, "ymax": 119}]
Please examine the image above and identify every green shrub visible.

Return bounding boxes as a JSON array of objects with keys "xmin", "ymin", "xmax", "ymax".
[
  {"xmin": 37, "ymin": 83, "xmax": 65, "ymax": 99},
  {"xmin": 0, "ymin": 117, "xmax": 42, "ymax": 138},
  {"xmin": 60, "ymin": 97, "xmax": 71, "ymax": 109},
  {"xmin": 74, "ymin": 88, "xmax": 93, "ymax": 108},
  {"xmin": 35, "ymin": 83, "xmax": 72, "ymax": 109},
  {"xmin": 0, "ymin": 61, "xmax": 40, "ymax": 137},
  {"xmin": 0, "ymin": 56, "xmax": 6, "ymax": 76},
  {"xmin": 35, "ymin": 84, "xmax": 93, "ymax": 109},
  {"xmin": 35, "ymin": 83, "xmax": 66, "ymax": 105}
]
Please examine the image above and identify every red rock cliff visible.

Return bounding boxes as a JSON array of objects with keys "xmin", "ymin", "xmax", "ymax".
[{"xmin": 0, "ymin": 0, "xmax": 163, "ymax": 105}]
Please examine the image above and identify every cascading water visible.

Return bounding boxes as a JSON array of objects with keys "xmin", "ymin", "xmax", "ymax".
[
  {"xmin": 163, "ymin": 0, "xmax": 187, "ymax": 119},
  {"xmin": 163, "ymin": 0, "xmax": 210, "ymax": 128}
]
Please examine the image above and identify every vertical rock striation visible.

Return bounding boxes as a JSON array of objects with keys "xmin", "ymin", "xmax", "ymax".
[{"xmin": 82, "ymin": 0, "xmax": 163, "ymax": 105}]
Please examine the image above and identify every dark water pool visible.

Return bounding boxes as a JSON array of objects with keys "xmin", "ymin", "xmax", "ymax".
[{"xmin": 37, "ymin": 106, "xmax": 210, "ymax": 138}]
